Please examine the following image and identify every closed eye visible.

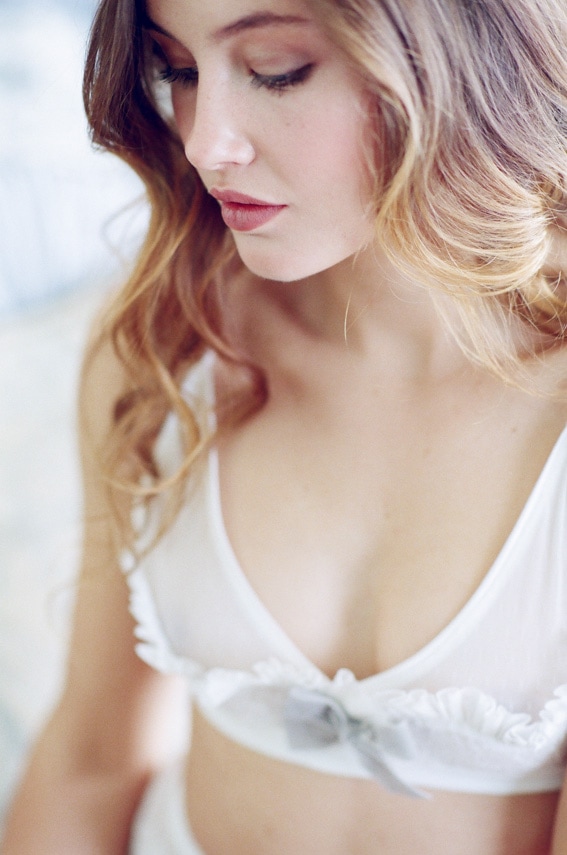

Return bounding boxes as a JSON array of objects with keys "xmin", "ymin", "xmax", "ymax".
[
  {"xmin": 251, "ymin": 63, "xmax": 314, "ymax": 93},
  {"xmin": 159, "ymin": 65, "xmax": 199, "ymax": 87},
  {"xmin": 158, "ymin": 63, "xmax": 315, "ymax": 93}
]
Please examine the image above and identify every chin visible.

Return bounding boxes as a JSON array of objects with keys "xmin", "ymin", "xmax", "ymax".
[
  {"xmin": 235, "ymin": 242, "xmax": 358, "ymax": 284},
  {"xmin": 236, "ymin": 251, "xmax": 309, "ymax": 283}
]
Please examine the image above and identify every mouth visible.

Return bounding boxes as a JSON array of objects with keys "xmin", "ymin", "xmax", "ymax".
[{"xmin": 209, "ymin": 188, "xmax": 287, "ymax": 232}]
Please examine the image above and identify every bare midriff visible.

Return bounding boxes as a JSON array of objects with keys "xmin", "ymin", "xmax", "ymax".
[{"xmin": 184, "ymin": 706, "xmax": 558, "ymax": 855}]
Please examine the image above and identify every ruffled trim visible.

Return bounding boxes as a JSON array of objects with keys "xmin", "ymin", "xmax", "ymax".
[
  {"xmin": 125, "ymin": 565, "xmax": 201, "ymax": 679},
  {"xmin": 198, "ymin": 658, "xmax": 567, "ymax": 752},
  {"xmin": 118, "ymin": 564, "xmax": 567, "ymax": 755},
  {"xmin": 121, "ymin": 541, "xmax": 567, "ymax": 758},
  {"xmin": 366, "ymin": 684, "xmax": 567, "ymax": 749}
]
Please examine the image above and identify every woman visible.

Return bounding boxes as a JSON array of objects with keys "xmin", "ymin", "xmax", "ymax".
[{"xmin": 3, "ymin": 0, "xmax": 567, "ymax": 852}]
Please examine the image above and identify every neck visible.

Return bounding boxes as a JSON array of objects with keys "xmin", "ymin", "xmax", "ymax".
[{"xmin": 266, "ymin": 240, "xmax": 468, "ymax": 384}]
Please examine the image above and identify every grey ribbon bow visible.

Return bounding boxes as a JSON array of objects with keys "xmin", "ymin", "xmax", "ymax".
[{"xmin": 283, "ymin": 686, "xmax": 427, "ymax": 799}]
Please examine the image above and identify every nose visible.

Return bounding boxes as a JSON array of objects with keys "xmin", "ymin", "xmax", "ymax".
[{"xmin": 179, "ymin": 79, "xmax": 256, "ymax": 172}]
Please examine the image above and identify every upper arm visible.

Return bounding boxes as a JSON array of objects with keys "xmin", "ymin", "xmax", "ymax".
[
  {"xmin": 56, "ymin": 325, "xmax": 187, "ymax": 776},
  {"xmin": 1, "ymin": 320, "xmax": 187, "ymax": 854}
]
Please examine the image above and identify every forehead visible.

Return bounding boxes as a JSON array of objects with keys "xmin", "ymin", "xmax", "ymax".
[{"xmin": 144, "ymin": 0, "xmax": 314, "ymax": 42}]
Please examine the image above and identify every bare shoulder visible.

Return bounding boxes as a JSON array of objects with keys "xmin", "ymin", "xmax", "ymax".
[
  {"xmin": 78, "ymin": 312, "xmax": 129, "ymax": 465},
  {"xmin": 535, "ymin": 343, "xmax": 567, "ymax": 416},
  {"xmin": 75, "ymin": 315, "xmax": 131, "ymax": 577}
]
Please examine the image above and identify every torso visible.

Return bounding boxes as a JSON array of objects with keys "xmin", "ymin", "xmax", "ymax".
[
  {"xmin": 185, "ymin": 707, "xmax": 559, "ymax": 854},
  {"xmin": 216, "ymin": 322, "xmax": 567, "ymax": 679},
  {"xmin": 179, "ymin": 275, "xmax": 567, "ymax": 852}
]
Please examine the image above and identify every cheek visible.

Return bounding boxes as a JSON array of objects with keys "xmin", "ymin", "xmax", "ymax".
[
  {"xmin": 297, "ymin": 88, "xmax": 372, "ymax": 193},
  {"xmin": 299, "ymin": 111, "xmax": 374, "ymax": 224}
]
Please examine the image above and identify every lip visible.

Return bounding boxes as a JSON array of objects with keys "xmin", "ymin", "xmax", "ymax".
[{"xmin": 209, "ymin": 187, "xmax": 287, "ymax": 232}]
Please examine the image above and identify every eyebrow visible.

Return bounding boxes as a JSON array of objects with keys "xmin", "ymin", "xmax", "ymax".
[
  {"xmin": 213, "ymin": 12, "xmax": 309, "ymax": 40},
  {"xmin": 143, "ymin": 11, "xmax": 310, "ymax": 43}
]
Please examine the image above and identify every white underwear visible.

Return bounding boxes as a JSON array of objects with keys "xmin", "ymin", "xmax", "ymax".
[{"xmin": 129, "ymin": 758, "xmax": 204, "ymax": 855}]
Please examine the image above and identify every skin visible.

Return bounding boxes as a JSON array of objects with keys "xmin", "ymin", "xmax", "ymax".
[
  {"xmin": 149, "ymin": 0, "xmax": 377, "ymax": 283},
  {"xmin": 3, "ymin": 0, "xmax": 567, "ymax": 853}
]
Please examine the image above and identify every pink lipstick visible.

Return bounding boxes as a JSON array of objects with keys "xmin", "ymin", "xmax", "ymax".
[{"xmin": 210, "ymin": 188, "xmax": 286, "ymax": 232}]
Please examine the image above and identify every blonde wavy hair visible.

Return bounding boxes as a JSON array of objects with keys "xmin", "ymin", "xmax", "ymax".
[{"xmin": 83, "ymin": 0, "xmax": 567, "ymax": 530}]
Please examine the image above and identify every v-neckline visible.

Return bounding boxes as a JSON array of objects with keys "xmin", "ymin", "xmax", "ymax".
[{"xmin": 206, "ymin": 423, "xmax": 567, "ymax": 688}]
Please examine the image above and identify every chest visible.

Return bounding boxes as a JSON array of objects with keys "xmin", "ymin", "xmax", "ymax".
[{"xmin": 216, "ymin": 385, "xmax": 567, "ymax": 679}]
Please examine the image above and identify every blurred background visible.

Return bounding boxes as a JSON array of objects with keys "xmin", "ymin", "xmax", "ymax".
[{"xmin": 0, "ymin": 0, "xmax": 147, "ymax": 828}]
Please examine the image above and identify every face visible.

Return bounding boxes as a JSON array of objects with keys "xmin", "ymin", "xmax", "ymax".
[{"xmin": 145, "ymin": 0, "xmax": 376, "ymax": 282}]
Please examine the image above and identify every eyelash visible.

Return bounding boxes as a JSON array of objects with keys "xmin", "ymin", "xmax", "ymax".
[{"xmin": 158, "ymin": 63, "xmax": 314, "ymax": 93}]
